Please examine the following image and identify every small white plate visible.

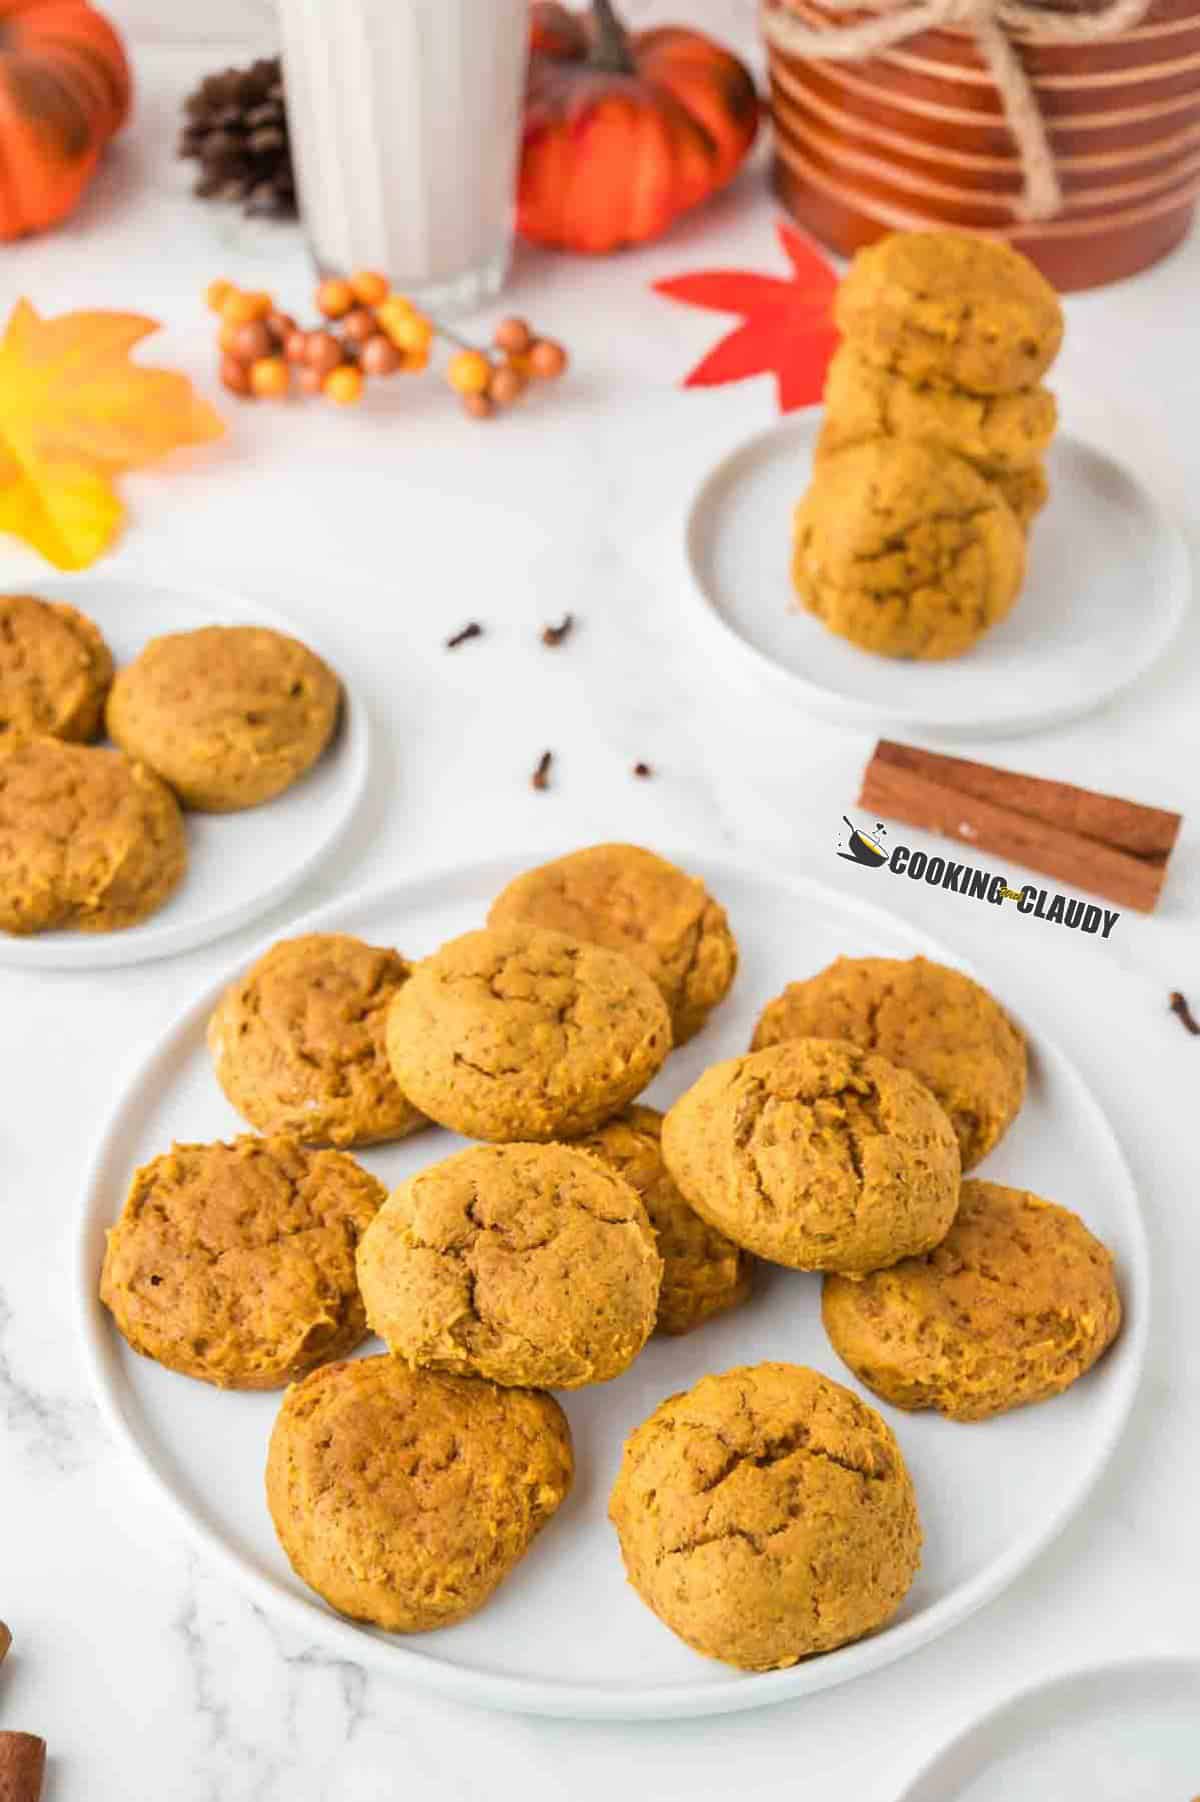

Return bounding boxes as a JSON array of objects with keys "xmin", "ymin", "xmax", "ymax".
[
  {"xmin": 683, "ymin": 415, "xmax": 1189, "ymax": 739},
  {"xmin": 895, "ymin": 1656, "xmax": 1200, "ymax": 1800},
  {"xmin": 0, "ymin": 574, "xmax": 369, "ymax": 971},
  {"xmin": 77, "ymin": 852, "xmax": 1148, "ymax": 1721}
]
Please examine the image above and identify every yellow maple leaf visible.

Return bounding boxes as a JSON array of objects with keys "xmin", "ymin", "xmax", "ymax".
[{"xmin": 0, "ymin": 300, "xmax": 226, "ymax": 571}]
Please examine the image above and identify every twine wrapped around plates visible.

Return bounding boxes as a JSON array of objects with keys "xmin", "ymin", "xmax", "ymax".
[{"xmin": 761, "ymin": 0, "xmax": 1153, "ymax": 221}]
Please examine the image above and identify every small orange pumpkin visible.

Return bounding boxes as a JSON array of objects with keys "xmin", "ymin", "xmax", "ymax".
[
  {"xmin": 0, "ymin": 0, "xmax": 131, "ymax": 241},
  {"xmin": 521, "ymin": 0, "xmax": 759, "ymax": 254}
]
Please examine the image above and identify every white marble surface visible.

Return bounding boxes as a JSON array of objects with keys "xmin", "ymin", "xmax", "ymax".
[{"xmin": 1, "ymin": 25, "xmax": 1199, "ymax": 1800}]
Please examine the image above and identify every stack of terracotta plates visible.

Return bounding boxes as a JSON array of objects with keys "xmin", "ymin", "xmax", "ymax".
[{"xmin": 764, "ymin": 0, "xmax": 1200, "ymax": 289}]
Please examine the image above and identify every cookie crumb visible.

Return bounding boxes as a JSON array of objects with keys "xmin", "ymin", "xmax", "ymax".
[
  {"xmin": 531, "ymin": 750, "xmax": 553, "ymax": 791},
  {"xmin": 445, "ymin": 621, "xmax": 483, "ymax": 649},
  {"xmin": 633, "ymin": 761, "xmax": 652, "ymax": 779},
  {"xmin": 541, "ymin": 614, "xmax": 574, "ymax": 647}
]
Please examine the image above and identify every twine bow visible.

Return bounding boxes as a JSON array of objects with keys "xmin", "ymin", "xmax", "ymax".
[{"xmin": 762, "ymin": 0, "xmax": 1152, "ymax": 220}]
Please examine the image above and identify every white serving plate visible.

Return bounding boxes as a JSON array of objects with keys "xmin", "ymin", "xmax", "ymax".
[
  {"xmin": 77, "ymin": 852, "xmax": 1148, "ymax": 1721},
  {"xmin": 895, "ymin": 1656, "xmax": 1200, "ymax": 1800},
  {"xmin": 683, "ymin": 415, "xmax": 1188, "ymax": 738},
  {"xmin": 0, "ymin": 574, "xmax": 369, "ymax": 970}
]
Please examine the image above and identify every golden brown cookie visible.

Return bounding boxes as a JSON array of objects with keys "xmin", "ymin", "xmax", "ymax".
[
  {"xmin": 487, "ymin": 845, "xmax": 737, "ymax": 1045},
  {"xmin": 208, "ymin": 933, "xmax": 426, "ymax": 1148},
  {"xmin": 995, "ymin": 461, "xmax": 1049, "ymax": 531},
  {"xmin": 356, "ymin": 1142, "xmax": 661, "ymax": 1387},
  {"xmin": 385, "ymin": 924, "xmax": 672, "ymax": 1142},
  {"xmin": 266, "ymin": 1356, "xmax": 573, "ymax": 1632},
  {"xmin": 576, "ymin": 1105, "xmax": 752, "ymax": 1336},
  {"xmin": 661, "ymin": 1038, "xmax": 960, "ymax": 1275},
  {"xmin": 792, "ymin": 440, "xmax": 1026, "ymax": 661},
  {"xmin": 0, "ymin": 738, "xmax": 186, "ymax": 935},
  {"xmin": 609, "ymin": 1362, "xmax": 921, "ymax": 1670},
  {"xmin": 822, "ymin": 1179, "xmax": 1122, "ymax": 1421},
  {"xmin": 100, "ymin": 1134, "xmax": 386, "ymax": 1390},
  {"xmin": 105, "ymin": 625, "xmax": 341, "ymax": 811},
  {"xmin": 751, "ymin": 956, "xmax": 1026, "ymax": 1172},
  {"xmin": 817, "ymin": 344, "xmax": 1057, "ymax": 473},
  {"xmin": 835, "ymin": 232, "xmax": 1064, "ymax": 396},
  {"xmin": 0, "ymin": 594, "xmax": 114, "ymax": 744}
]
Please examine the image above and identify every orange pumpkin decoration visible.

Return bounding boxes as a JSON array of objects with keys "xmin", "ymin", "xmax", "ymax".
[
  {"xmin": 521, "ymin": 0, "xmax": 759, "ymax": 253},
  {"xmin": 0, "ymin": 0, "xmax": 131, "ymax": 241}
]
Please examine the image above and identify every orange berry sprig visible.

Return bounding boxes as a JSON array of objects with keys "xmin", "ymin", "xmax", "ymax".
[{"xmin": 205, "ymin": 272, "xmax": 568, "ymax": 417}]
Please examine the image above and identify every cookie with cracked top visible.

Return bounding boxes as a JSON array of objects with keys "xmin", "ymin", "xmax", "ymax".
[
  {"xmin": 356, "ymin": 1141, "xmax": 662, "ymax": 1387},
  {"xmin": 100, "ymin": 1133, "xmax": 386, "ymax": 1389},
  {"xmin": 267, "ymin": 1356, "xmax": 573, "ymax": 1632},
  {"xmin": 661, "ymin": 1038, "xmax": 960, "ymax": 1275},
  {"xmin": 823, "ymin": 1179, "xmax": 1121, "ymax": 1421},
  {"xmin": 385, "ymin": 922, "xmax": 672, "ymax": 1142},
  {"xmin": 208, "ymin": 932, "xmax": 426, "ymax": 1148},
  {"xmin": 609, "ymin": 1361, "xmax": 922, "ymax": 1669},
  {"xmin": 487, "ymin": 844, "xmax": 737, "ymax": 1045},
  {"xmin": 0, "ymin": 593, "xmax": 114, "ymax": 743}
]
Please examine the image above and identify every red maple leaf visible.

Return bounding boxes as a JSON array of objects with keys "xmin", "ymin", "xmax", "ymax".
[{"xmin": 653, "ymin": 222, "xmax": 841, "ymax": 413}]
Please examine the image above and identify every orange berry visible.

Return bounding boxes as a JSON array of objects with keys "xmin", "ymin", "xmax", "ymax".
[
  {"xmin": 233, "ymin": 320, "xmax": 274, "ymax": 362},
  {"xmin": 401, "ymin": 347, "xmax": 430, "ymax": 374},
  {"xmin": 446, "ymin": 349, "xmax": 492, "ymax": 396},
  {"xmin": 266, "ymin": 310, "xmax": 297, "ymax": 344},
  {"xmin": 529, "ymin": 338, "xmax": 567, "ymax": 379},
  {"xmin": 217, "ymin": 320, "xmax": 243, "ymax": 354},
  {"xmin": 316, "ymin": 277, "xmax": 355, "ymax": 319},
  {"xmin": 350, "ymin": 269, "xmax": 389, "ymax": 306},
  {"xmin": 219, "ymin": 353, "xmax": 251, "ymax": 396},
  {"xmin": 296, "ymin": 366, "xmax": 325, "ymax": 396},
  {"xmin": 250, "ymin": 355, "xmax": 290, "ymax": 398},
  {"xmin": 376, "ymin": 295, "xmax": 417, "ymax": 343},
  {"xmin": 305, "ymin": 331, "xmax": 344, "ymax": 376},
  {"xmin": 324, "ymin": 364, "xmax": 364, "ymax": 405},
  {"xmin": 361, "ymin": 334, "xmax": 401, "ymax": 376},
  {"xmin": 205, "ymin": 278, "xmax": 234, "ymax": 314},
  {"xmin": 387, "ymin": 311, "xmax": 433, "ymax": 355},
  {"xmin": 284, "ymin": 329, "xmax": 310, "ymax": 364},
  {"xmin": 489, "ymin": 364, "xmax": 525, "ymax": 408},
  {"xmin": 493, "ymin": 315, "xmax": 532, "ymax": 355},
  {"xmin": 341, "ymin": 306, "xmax": 378, "ymax": 345},
  {"xmin": 462, "ymin": 390, "xmax": 494, "ymax": 420},
  {"xmin": 221, "ymin": 289, "xmax": 273, "ymax": 325}
]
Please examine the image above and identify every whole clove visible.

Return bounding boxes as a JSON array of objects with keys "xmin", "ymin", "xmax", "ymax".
[
  {"xmin": 1169, "ymin": 991, "xmax": 1200, "ymax": 1036},
  {"xmin": 531, "ymin": 751, "xmax": 553, "ymax": 791},
  {"xmin": 541, "ymin": 614, "xmax": 574, "ymax": 647},
  {"xmin": 445, "ymin": 621, "xmax": 483, "ymax": 649}
]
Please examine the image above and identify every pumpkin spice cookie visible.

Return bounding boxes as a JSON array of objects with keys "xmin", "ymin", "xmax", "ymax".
[
  {"xmin": 385, "ymin": 923, "xmax": 672, "ymax": 1142},
  {"xmin": 100, "ymin": 1134, "xmax": 386, "ymax": 1389},
  {"xmin": 792, "ymin": 439, "xmax": 1026, "ymax": 661},
  {"xmin": 576, "ymin": 1105, "xmax": 751, "ymax": 1336},
  {"xmin": 751, "ymin": 956, "xmax": 1027, "ymax": 1172},
  {"xmin": 609, "ymin": 1362, "xmax": 922, "ymax": 1670},
  {"xmin": 487, "ymin": 844, "xmax": 738, "ymax": 1045},
  {"xmin": 357, "ymin": 1141, "xmax": 662, "ymax": 1388},
  {"xmin": 267, "ymin": 1357, "xmax": 573, "ymax": 1633},
  {"xmin": 0, "ymin": 593, "xmax": 114, "ymax": 744},
  {"xmin": 208, "ymin": 932, "xmax": 426, "ymax": 1148},
  {"xmin": 817, "ymin": 344, "xmax": 1057, "ymax": 473},
  {"xmin": 822, "ymin": 1179, "xmax": 1122, "ymax": 1421},
  {"xmin": 661, "ymin": 1038, "xmax": 960, "ymax": 1275},
  {"xmin": 834, "ymin": 232, "xmax": 1064, "ymax": 396},
  {"xmin": 105, "ymin": 624, "xmax": 340, "ymax": 811},
  {"xmin": 0, "ymin": 738, "xmax": 186, "ymax": 935}
]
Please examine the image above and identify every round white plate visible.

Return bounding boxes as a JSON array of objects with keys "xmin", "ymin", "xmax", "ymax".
[
  {"xmin": 683, "ymin": 415, "xmax": 1189, "ymax": 738},
  {"xmin": 0, "ymin": 574, "xmax": 369, "ymax": 971},
  {"xmin": 77, "ymin": 853, "xmax": 1148, "ymax": 1721},
  {"xmin": 895, "ymin": 1656, "xmax": 1200, "ymax": 1800}
]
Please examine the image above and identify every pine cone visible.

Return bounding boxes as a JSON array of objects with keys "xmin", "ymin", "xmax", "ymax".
[{"xmin": 178, "ymin": 56, "xmax": 297, "ymax": 219}]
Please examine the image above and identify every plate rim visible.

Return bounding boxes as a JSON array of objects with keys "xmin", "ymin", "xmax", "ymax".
[
  {"xmin": 891, "ymin": 1652, "xmax": 1200, "ymax": 1800},
  {"xmin": 0, "ymin": 570, "xmax": 371, "ymax": 972},
  {"xmin": 681, "ymin": 413, "xmax": 1190, "ymax": 740},
  {"xmin": 75, "ymin": 847, "xmax": 1151, "ymax": 1722}
]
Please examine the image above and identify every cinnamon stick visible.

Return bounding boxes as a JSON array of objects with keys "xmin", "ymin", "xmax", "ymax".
[
  {"xmin": 860, "ymin": 741, "xmax": 1182, "ymax": 913},
  {"xmin": 0, "ymin": 1732, "xmax": 45, "ymax": 1802}
]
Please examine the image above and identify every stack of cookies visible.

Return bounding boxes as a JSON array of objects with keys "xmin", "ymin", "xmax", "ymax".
[{"xmin": 793, "ymin": 231, "xmax": 1065, "ymax": 662}]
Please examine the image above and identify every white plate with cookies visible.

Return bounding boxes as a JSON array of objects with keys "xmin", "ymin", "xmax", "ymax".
[
  {"xmin": 76, "ymin": 850, "xmax": 1148, "ymax": 1719},
  {"xmin": 682, "ymin": 414, "xmax": 1189, "ymax": 740},
  {"xmin": 0, "ymin": 574, "xmax": 369, "ymax": 970}
]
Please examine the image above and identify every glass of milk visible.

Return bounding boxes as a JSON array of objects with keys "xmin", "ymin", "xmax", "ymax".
[{"xmin": 277, "ymin": 0, "xmax": 529, "ymax": 315}]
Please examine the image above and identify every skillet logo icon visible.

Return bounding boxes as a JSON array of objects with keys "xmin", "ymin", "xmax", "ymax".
[
  {"xmin": 837, "ymin": 816, "xmax": 889, "ymax": 868},
  {"xmin": 835, "ymin": 814, "xmax": 1121, "ymax": 941}
]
